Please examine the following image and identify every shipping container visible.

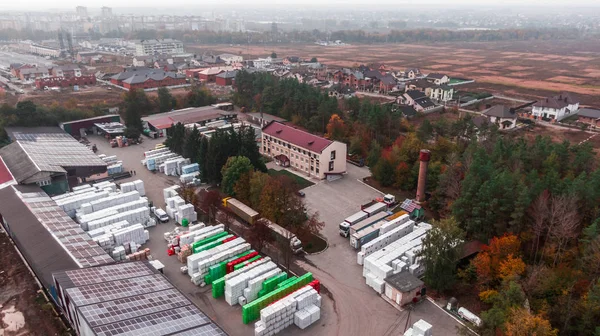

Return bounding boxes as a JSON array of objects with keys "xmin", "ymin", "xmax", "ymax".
[{"xmin": 223, "ymin": 197, "xmax": 259, "ymax": 225}]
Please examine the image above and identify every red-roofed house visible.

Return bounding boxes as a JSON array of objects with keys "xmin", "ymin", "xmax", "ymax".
[{"xmin": 261, "ymin": 121, "xmax": 347, "ymax": 179}]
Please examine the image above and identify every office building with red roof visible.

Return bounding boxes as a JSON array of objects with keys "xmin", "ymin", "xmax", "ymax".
[{"xmin": 261, "ymin": 121, "xmax": 347, "ymax": 180}]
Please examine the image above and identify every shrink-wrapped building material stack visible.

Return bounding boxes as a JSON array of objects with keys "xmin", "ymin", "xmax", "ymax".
[
  {"xmin": 212, "ymin": 257, "xmax": 272, "ymax": 299},
  {"xmin": 225, "ymin": 261, "xmax": 279, "ymax": 306},
  {"xmin": 357, "ymin": 220, "xmax": 416, "ymax": 265},
  {"xmin": 107, "ymin": 162, "xmax": 124, "ymax": 175},
  {"xmin": 163, "ymin": 185, "xmax": 181, "ymax": 205},
  {"xmin": 180, "ymin": 172, "xmax": 200, "ymax": 184},
  {"xmin": 192, "ymin": 240, "xmax": 251, "ymax": 285},
  {"xmin": 113, "ymin": 223, "xmax": 149, "ymax": 246},
  {"xmin": 175, "ymin": 203, "xmax": 197, "ymax": 225},
  {"xmin": 55, "ymin": 191, "xmax": 110, "ymax": 218},
  {"xmin": 86, "ymin": 207, "xmax": 150, "ymax": 231},
  {"xmin": 79, "ymin": 191, "xmax": 141, "ymax": 215},
  {"xmin": 76, "ymin": 198, "xmax": 148, "ymax": 230},
  {"xmin": 181, "ymin": 163, "xmax": 199, "ymax": 175},
  {"xmin": 120, "ymin": 179, "xmax": 145, "ymax": 196},
  {"xmin": 187, "ymin": 237, "xmax": 248, "ymax": 277}
]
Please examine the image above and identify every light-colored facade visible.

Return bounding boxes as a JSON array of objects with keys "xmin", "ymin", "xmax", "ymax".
[
  {"xmin": 427, "ymin": 86, "xmax": 453, "ymax": 103},
  {"xmin": 531, "ymin": 93, "xmax": 579, "ymax": 121},
  {"xmin": 261, "ymin": 122, "xmax": 347, "ymax": 180},
  {"xmin": 488, "ymin": 115, "xmax": 516, "ymax": 129},
  {"xmin": 218, "ymin": 53, "xmax": 243, "ymax": 65},
  {"xmin": 135, "ymin": 39, "xmax": 184, "ymax": 56}
]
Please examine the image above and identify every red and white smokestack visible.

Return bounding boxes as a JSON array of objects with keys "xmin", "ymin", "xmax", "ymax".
[{"xmin": 416, "ymin": 149, "xmax": 431, "ymax": 203}]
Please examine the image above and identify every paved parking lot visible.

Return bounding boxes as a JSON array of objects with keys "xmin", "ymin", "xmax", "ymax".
[{"xmin": 90, "ymin": 134, "xmax": 464, "ymax": 336}]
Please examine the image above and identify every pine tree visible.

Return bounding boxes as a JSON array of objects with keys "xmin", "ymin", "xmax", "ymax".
[
  {"xmin": 157, "ymin": 87, "xmax": 175, "ymax": 112},
  {"xmin": 183, "ymin": 126, "xmax": 201, "ymax": 162},
  {"xmin": 198, "ymin": 136, "xmax": 209, "ymax": 181}
]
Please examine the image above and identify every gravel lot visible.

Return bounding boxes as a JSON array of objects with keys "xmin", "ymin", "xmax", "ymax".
[{"xmin": 90, "ymin": 134, "xmax": 464, "ymax": 336}]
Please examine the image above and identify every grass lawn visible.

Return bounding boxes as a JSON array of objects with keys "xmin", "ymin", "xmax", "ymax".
[{"xmin": 268, "ymin": 169, "xmax": 314, "ymax": 190}]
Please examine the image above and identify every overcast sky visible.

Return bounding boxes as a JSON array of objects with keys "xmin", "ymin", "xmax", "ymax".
[{"xmin": 2, "ymin": 0, "xmax": 599, "ymax": 11}]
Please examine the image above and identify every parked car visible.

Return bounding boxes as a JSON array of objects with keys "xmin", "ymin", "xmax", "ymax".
[
  {"xmin": 297, "ymin": 190, "xmax": 305, "ymax": 197},
  {"xmin": 153, "ymin": 207, "xmax": 169, "ymax": 223}
]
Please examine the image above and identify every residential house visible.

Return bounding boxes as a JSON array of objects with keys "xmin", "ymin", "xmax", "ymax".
[
  {"xmin": 383, "ymin": 272, "xmax": 425, "ymax": 307},
  {"xmin": 482, "ymin": 105, "xmax": 517, "ymax": 130},
  {"xmin": 35, "ymin": 75, "xmax": 96, "ymax": 89},
  {"xmin": 379, "ymin": 75, "xmax": 398, "ymax": 94},
  {"xmin": 404, "ymin": 90, "xmax": 435, "ymax": 112},
  {"xmin": 215, "ymin": 70, "xmax": 238, "ymax": 86},
  {"xmin": 19, "ymin": 67, "xmax": 50, "ymax": 81},
  {"xmin": 110, "ymin": 67, "xmax": 186, "ymax": 90},
  {"xmin": 532, "ymin": 92, "xmax": 579, "ymax": 121},
  {"xmin": 396, "ymin": 105, "xmax": 418, "ymax": 118},
  {"xmin": 51, "ymin": 64, "xmax": 82, "ymax": 78},
  {"xmin": 426, "ymin": 73, "xmax": 450, "ymax": 85},
  {"xmin": 363, "ymin": 69, "xmax": 383, "ymax": 90},
  {"xmin": 283, "ymin": 56, "xmax": 301, "ymax": 65},
  {"xmin": 200, "ymin": 54, "xmax": 225, "ymax": 65},
  {"xmin": 261, "ymin": 121, "xmax": 347, "ymax": 180},
  {"xmin": 328, "ymin": 84, "xmax": 356, "ymax": 99},
  {"xmin": 405, "ymin": 68, "xmax": 421, "ymax": 79},
  {"xmin": 197, "ymin": 66, "xmax": 239, "ymax": 82},
  {"xmin": 132, "ymin": 55, "xmax": 153, "ymax": 67},
  {"xmin": 10, "ymin": 63, "xmax": 32, "ymax": 78},
  {"xmin": 428, "ymin": 85, "xmax": 454, "ymax": 103},
  {"xmin": 77, "ymin": 51, "xmax": 107, "ymax": 64},
  {"xmin": 576, "ymin": 108, "xmax": 600, "ymax": 127},
  {"xmin": 218, "ymin": 53, "xmax": 243, "ymax": 65}
]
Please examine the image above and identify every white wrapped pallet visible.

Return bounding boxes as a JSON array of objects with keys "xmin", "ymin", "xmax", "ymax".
[
  {"xmin": 55, "ymin": 191, "xmax": 109, "ymax": 218},
  {"xmin": 84, "ymin": 191, "xmax": 141, "ymax": 214},
  {"xmin": 164, "ymin": 159, "xmax": 179, "ymax": 176},
  {"xmin": 379, "ymin": 214, "xmax": 411, "ymax": 235},
  {"xmin": 196, "ymin": 242, "xmax": 250, "ymax": 278},
  {"xmin": 188, "ymin": 223, "xmax": 205, "ymax": 232},
  {"xmin": 363, "ymin": 237, "xmax": 426, "ymax": 284},
  {"xmin": 180, "ymin": 172, "xmax": 200, "ymax": 184},
  {"xmin": 225, "ymin": 261, "xmax": 278, "ymax": 306},
  {"xmin": 72, "ymin": 184, "xmax": 92, "ymax": 192},
  {"xmin": 358, "ymin": 221, "xmax": 417, "ymax": 265},
  {"xmin": 257, "ymin": 286, "xmax": 320, "ymax": 336},
  {"xmin": 113, "ymin": 223, "xmax": 148, "ymax": 245},
  {"xmin": 132, "ymin": 180, "xmax": 145, "ymax": 196},
  {"xmin": 178, "ymin": 225, "xmax": 222, "ymax": 246},
  {"xmin": 244, "ymin": 269, "xmax": 282, "ymax": 303},
  {"xmin": 86, "ymin": 207, "xmax": 150, "ymax": 231},
  {"xmin": 187, "ymin": 237, "xmax": 246, "ymax": 277},
  {"xmin": 144, "ymin": 147, "xmax": 170, "ymax": 158},
  {"xmin": 52, "ymin": 187, "xmax": 98, "ymax": 201},
  {"xmin": 77, "ymin": 199, "xmax": 148, "ymax": 229},
  {"xmin": 87, "ymin": 220, "xmax": 130, "ymax": 238},
  {"xmin": 163, "ymin": 185, "xmax": 181, "ymax": 205}
]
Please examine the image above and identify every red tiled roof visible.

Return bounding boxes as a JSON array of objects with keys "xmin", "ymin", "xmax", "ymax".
[
  {"xmin": 262, "ymin": 122, "xmax": 332, "ymax": 153},
  {"xmin": 0, "ymin": 156, "xmax": 15, "ymax": 187},
  {"xmin": 148, "ymin": 116, "xmax": 174, "ymax": 130}
]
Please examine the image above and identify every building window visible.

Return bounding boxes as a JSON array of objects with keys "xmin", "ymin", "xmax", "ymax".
[
  {"xmin": 331, "ymin": 151, "xmax": 336, "ymax": 160},
  {"xmin": 316, "ymin": 168, "xmax": 319, "ymax": 174},
  {"xmin": 329, "ymin": 161, "xmax": 334, "ymax": 171}
]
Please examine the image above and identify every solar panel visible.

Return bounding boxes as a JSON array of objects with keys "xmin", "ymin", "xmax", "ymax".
[
  {"xmin": 18, "ymin": 191, "xmax": 113, "ymax": 267},
  {"xmin": 92, "ymin": 305, "xmax": 210, "ymax": 336},
  {"xmin": 65, "ymin": 262, "xmax": 155, "ymax": 287},
  {"xmin": 66, "ymin": 274, "xmax": 172, "ymax": 306},
  {"xmin": 14, "ymin": 132, "xmax": 107, "ymax": 171},
  {"xmin": 78, "ymin": 289, "xmax": 191, "ymax": 328}
]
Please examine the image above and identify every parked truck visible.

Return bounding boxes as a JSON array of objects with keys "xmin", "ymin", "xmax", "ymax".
[
  {"xmin": 362, "ymin": 202, "xmax": 387, "ymax": 217},
  {"xmin": 350, "ymin": 219, "xmax": 387, "ymax": 249},
  {"xmin": 339, "ymin": 210, "xmax": 369, "ymax": 237},
  {"xmin": 222, "ymin": 197, "xmax": 259, "ymax": 224},
  {"xmin": 222, "ymin": 197, "xmax": 303, "ymax": 254},
  {"xmin": 349, "ymin": 212, "xmax": 389, "ymax": 237}
]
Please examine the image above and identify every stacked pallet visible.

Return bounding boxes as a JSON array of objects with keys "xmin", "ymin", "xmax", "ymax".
[
  {"xmin": 120, "ymin": 180, "xmax": 146, "ymax": 196},
  {"xmin": 357, "ymin": 220, "xmax": 416, "ymax": 265},
  {"xmin": 145, "ymin": 152, "xmax": 179, "ymax": 171},
  {"xmin": 362, "ymin": 225, "xmax": 431, "ymax": 293},
  {"xmin": 212, "ymin": 257, "xmax": 272, "ymax": 299},
  {"xmin": 126, "ymin": 248, "xmax": 151, "ymax": 261},
  {"xmin": 107, "ymin": 162, "xmax": 124, "ymax": 175},
  {"xmin": 193, "ymin": 239, "xmax": 251, "ymax": 285},
  {"xmin": 181, "ymin": 163, "xmax": 199, "ymax": 175},
  {"xmin": 114, "ymin": 223, "xmax": 149, "ymax": 246},
  {"xmin": 163, "ymin": 185, "xmax": 181, "ymax": 205},
  {"xmin": 77, "ymin": 199, "xmax": 149, "ymax": 230},
  {"xmin": 78, "ymin": 191, "xmax": 141, "ymax": 215},
  {"xmin": 187, "ymin": 237, "xmax": 248, "ymax": 277},
  {"xmin": 92, "ymin": 181, "xmax": 117, "ymax": 192},
  {"xmin": 225, "ymin": 261, "xmax": 279, "ymax": 306},
  {"xmin": 86, "ymin": 207, "xmax": 150, "ymax": 231},
  {"xmin": 55, "ymin": 191, "xmax": 110, "ymax": 218},
  {"xmin": 175, "ymin": 204, "xmax": 197, "ymax": 225},
  {"xmin": 101, "ymin": 155, "xmax": 119, "ymax": 164},
  {"xmin": 180, "ymin": 172, "xmax": 200, "ymax": 184},
  {"xmin": 244, "ymin": 269, "xmax": 284, "ymax": 303}
]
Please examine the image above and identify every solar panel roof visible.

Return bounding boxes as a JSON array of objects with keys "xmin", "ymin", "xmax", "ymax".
[
  {"xmin": 54, "ymin": 261, "xmax": 228, "ymax": 336},
  {"xmin": 13, "ymin": 132, "xmax": 107, "ymax": 172},
  {"xmin": 18, "ymin": 191, "xmax": 113, "ymax": 268}
]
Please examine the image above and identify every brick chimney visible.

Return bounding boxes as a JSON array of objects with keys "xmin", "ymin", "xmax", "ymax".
[{"xmin": 416, "ymin": 149, "xmax": 431, "ymax": 203}]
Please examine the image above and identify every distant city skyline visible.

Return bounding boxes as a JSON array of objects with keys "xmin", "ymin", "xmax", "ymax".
[{"xmin": 2, "ymin": 0, "xmax": 600, "ymax": 11}]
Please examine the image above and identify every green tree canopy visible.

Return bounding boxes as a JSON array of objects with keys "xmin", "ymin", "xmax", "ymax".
[{"xmin": 221, "ymin": 156, "xmax": 254, "ymax": 196}]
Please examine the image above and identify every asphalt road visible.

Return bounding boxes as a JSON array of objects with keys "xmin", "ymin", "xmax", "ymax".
[{"xmin": 90, "ymin": 134, "xmax": 464, "ymax": 336}]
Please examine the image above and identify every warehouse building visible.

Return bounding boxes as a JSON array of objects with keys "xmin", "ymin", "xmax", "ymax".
[
  {"xmin": 143, "ymin": 105, "xmax": 237, "ymax": 136},
  {"xmin": 0, "ymin": 128, "xmax": 107, "ymax": 194},
  {"xmin": 0, "ymin": 184, "xmax": 114, "ymax": 298},
  {"xmin": 53, "ymin": 261, "xmax": 227, "ymax": 336},
  {"xmin": 260, "ymin": 121, "xmax": 347, "ymax": 180},
  {"xmin": 59, "ymin": 115, "xmax": 121, "ymax": 137}
]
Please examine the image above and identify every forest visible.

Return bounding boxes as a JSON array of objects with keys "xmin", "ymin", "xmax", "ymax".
[{"xmin": 234, "ymin": 70, "xmax": 600, "ymax": 335}]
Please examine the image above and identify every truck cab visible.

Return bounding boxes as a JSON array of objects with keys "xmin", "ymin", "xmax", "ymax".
[
  {"xmin": 383, "ymin": 194, "xmax": 396, "ymax": 206},
  {"xmin": 290, "ymin": 236, "xmax": 303, "ymax": 254},
  {"xmin": 339, "ymin": 222, "xmax": 351, "ymax": 237}
]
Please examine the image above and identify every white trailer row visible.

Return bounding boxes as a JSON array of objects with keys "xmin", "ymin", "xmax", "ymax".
[
  {"xmin": 362, "ymin": 224, "xmax": 432, "ymax": 294},
  {"xmin": 255, "ymin": 285, "xmax": 322, "ymax": 336},
  {"xmin": 225, "ymin": 261, "xmax": 279, "ymax": 306}
]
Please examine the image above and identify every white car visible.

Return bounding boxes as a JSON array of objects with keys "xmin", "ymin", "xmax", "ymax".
[{"xmin": 153, "ymin": 208, "xmax": 169, "ymax": 223}]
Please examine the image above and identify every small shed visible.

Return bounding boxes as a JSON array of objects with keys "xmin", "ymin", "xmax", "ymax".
[{"xmin": 384, "ymin": 271, "xmax": 425, "ymax": 306}]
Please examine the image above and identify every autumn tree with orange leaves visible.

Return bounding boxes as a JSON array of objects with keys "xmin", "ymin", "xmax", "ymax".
[
  {"xmin": 471, "ymin": 234, "xmax": 526, "ymax": 289},
  {"xmin": 325, "ymin": 114, "xmax": 347, "ymax": 141}
]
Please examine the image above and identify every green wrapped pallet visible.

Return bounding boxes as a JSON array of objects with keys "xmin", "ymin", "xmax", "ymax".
[
  {"xmin": 242, "ymin": 272, "xmax": 313, "ymax": 324},
  {"xmin": 276, "ymin": 276, "xmax": 297, "ymax": 289},
  {"xmin": 258, "ymin": 273, "xmax": 288, "ymax": 298},
  {"xmin": 205, "ymin": 250, "xmax": 255, "ymax": 285},
  {"xmin": 192, "ymin": 234, "xmax": 233, "ymax": 254},
  {"xmin": 191, "ymin": 231, "xmax": 229, "ymax": 250}
]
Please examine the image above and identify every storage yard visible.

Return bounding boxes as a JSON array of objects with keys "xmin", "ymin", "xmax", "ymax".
[{"xmin": 77, "ymin": 133, "xmax": 466, "ymax": 336}]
